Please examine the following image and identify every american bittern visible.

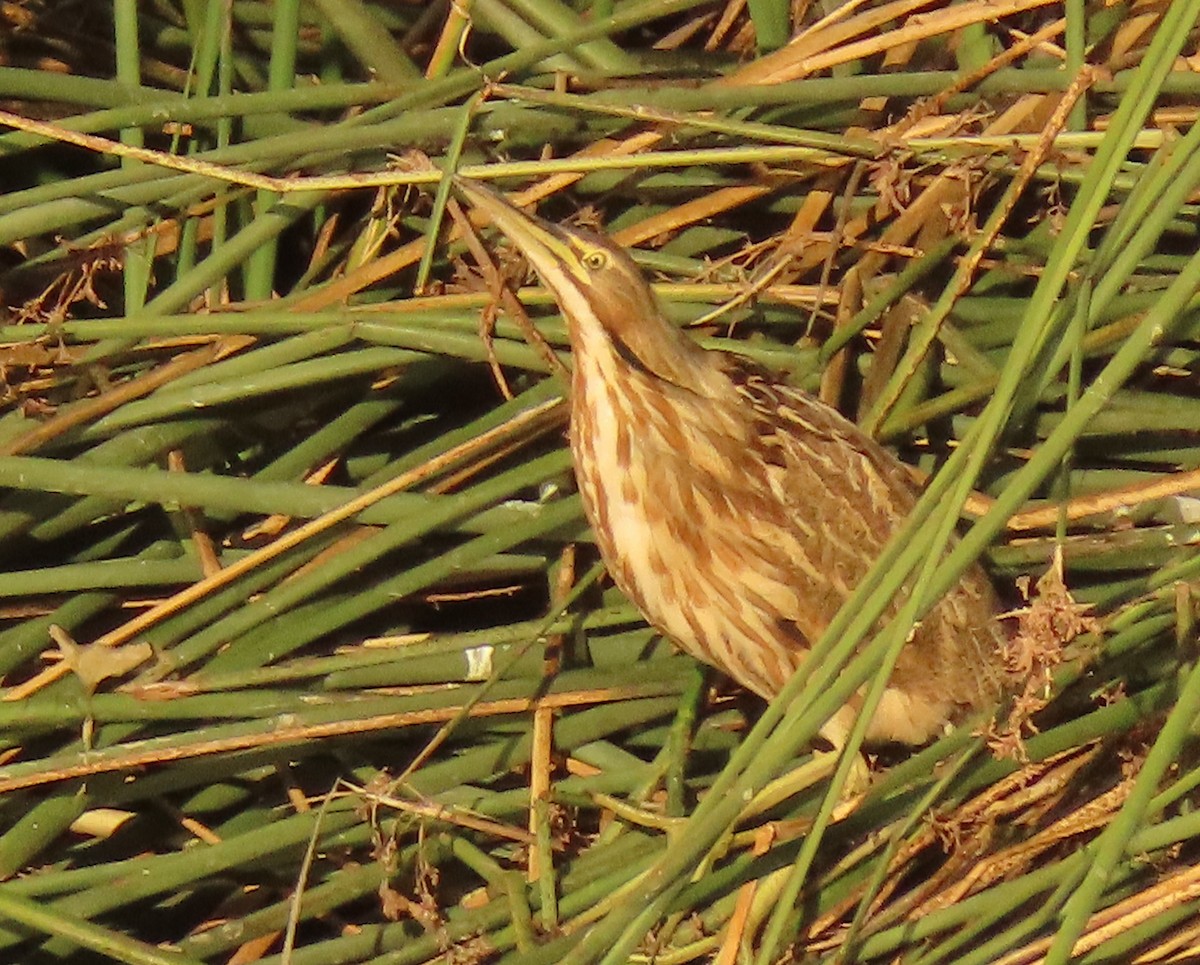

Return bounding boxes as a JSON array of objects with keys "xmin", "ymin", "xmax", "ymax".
[{"xmin": 457, "ymin": 178, "xmax": 1009, "ymax": 747}]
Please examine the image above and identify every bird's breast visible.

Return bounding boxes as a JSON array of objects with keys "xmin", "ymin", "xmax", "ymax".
[{"xmin": 568, "ymin": 353, "xmax": 804, "ymax": 697}]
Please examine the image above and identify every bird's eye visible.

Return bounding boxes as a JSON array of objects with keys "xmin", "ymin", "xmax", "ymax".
[{"xmin": 582, "ymin": 250, "xmax": 610, "ymax": 270}]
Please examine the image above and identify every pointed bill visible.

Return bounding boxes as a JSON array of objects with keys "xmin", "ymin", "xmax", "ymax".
[{"xmin": 452, "ymin": 177, "xmax": 591, "ymax": 292}]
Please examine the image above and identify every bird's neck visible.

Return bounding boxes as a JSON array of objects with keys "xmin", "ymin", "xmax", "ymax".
[{"xmin": 567, "ymin": 308, "xmax": 717, "ymax": 395}]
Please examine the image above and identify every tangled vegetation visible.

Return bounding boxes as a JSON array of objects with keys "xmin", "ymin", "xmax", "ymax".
[{"xmin": 1, "ymin": 1, "xmax": 1200, "ymax": 963}]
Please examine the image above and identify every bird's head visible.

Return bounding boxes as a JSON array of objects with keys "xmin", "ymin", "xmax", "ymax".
[{"xmin": 454, "ymin": 177, "xmax": 707, "ymax": 386}]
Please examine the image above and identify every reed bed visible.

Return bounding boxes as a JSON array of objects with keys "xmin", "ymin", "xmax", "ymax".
[{"xmin": 1, "ymin": 1, "xmax": 1199, "ymax": 962}]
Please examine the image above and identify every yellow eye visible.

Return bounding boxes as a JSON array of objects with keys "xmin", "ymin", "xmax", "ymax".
[{"xmin": 582, "ymin": 250, "xmax": 610, "ymax": 270}]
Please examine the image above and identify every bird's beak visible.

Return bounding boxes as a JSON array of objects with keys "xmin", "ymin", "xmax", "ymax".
[{"xmin": 452, "ymin": 177, "xmax": 585, "ymax": 288}]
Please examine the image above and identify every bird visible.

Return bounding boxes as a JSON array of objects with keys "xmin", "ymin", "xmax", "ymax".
[{"xmin": 454, "ymin": 177, "xmax": 1010, "ymax": 748}]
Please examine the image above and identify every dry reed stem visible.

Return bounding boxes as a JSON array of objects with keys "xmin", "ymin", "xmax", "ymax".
[
  {"xmin": 994, "ymin": 862, "xmax": 1200, "ymax": 965},
  {"xmin": 912, "ymin": 780, "xmax": 1133, "ymax": 918},
  {"xmin": 291, "ymin": 132, "xmax": 664, "ymax": 310},
  {"xmin": 608, "ymin": 184, "xmax": 775, "ymax": 249},
  {"xmin": 716, "ymin": 824, "xmax": 776, "ymax": 964},
  {"xmin": 808, "ymin": 747, "xmax": 1100, "ymax": 942},
  {"xmin": 862, "ymin": 64, "xmax": 1098, "ymax": 432},
  {"xmin": 167, "ymin": 448, "xmax": 221, "ymax": 577},
  {"xmin": 891, "ymin": 18, "xmax": 1070, "ymax": 136},
  {"xmin": 350, "ymin": 781, "xmax": 542, "ymax": 848},
  {"xmin": 706, "ymin": 0, "xmax": 748, "ymax": 51},
  {"xmin": 1002, "ymin": 464, "xmax": 1200, "ymax": 530},
  {"xmin": 727, "ymin": 0, "xmax": 1064, "ymax": 86},
  {"xmin": 529, "ymin": 545, "xmax": 574, "ymax": 883},
  {"xmin": 241, "ymin": 457, "xmax": 341, "ymax": 542},
  {"xmin": 448, "ymin": 192, "xmax": 570, "ymax": 386},
  {"xmin": 1133, "ymin": 916, "xmax": 1200, "ymax": 964},
  {"xmin": 0, "ymin": 682, "xmax": 673, "ymax": 794}
]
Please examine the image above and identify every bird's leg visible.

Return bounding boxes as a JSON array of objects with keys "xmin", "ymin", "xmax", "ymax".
[
  {"xmin": 738, "ymin": 710, "xmax": 871, "ymax": 822},
  {"xmin": 815, "ymin": 708, "xmax": 874, "ymax": 803}
]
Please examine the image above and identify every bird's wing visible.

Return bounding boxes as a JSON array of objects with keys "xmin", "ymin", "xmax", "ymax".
[{"xmin": 726, "ymin": 361, "xmax": 920, "ymax": 519}]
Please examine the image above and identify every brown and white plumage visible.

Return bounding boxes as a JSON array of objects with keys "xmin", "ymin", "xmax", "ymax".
[{"xmin": 457, "ymin": 178, "xmax": 1009, "ymax": 745}]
